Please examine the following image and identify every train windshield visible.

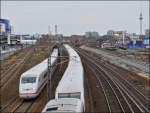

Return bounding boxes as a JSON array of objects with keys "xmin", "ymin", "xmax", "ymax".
[
  {"xmin": 58, "ymin": 92, "xmax": 80, "ymax": 99},
  {"xmin": 21, "ymin": 77, "xmax": 36, "ymax": 84}
]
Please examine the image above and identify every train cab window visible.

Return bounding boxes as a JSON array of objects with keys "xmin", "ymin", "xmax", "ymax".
[
  {"xmin": 58, "ymin": 93, "xmax": 69, "ymax": 98},
  {"xmin": 46, "ymin": 107, "xmax": 58, "ymax": 111},
  {"xmin": 58, "ymin": 92, "xmax": 80, "ymax": 99},
  {"xmin": 21, "ymin": 77, "xmax": 36, "ymax": 84}
]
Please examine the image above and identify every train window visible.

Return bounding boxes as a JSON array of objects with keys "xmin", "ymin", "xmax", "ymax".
[
  {"xmin": 58, "ymin": 92, "xmax": 80, "ymax": 99},
  {"xmin": 70, "ymin": 92, "xmax": 81, "ymax": 99},
  {"xmin": 38, "ymin": 77, "xmax": 41, "ymax": 82},
  {"xmin": 46, "ymin": 107, "xmax": 58, "ymax": 111},
  {"xmin": 21, "ymin": 77, "xmax": 36, "ymax": 84},
  {"xmin": 58, "ymin": 93, "xmax": 69, "ymax": 98}
]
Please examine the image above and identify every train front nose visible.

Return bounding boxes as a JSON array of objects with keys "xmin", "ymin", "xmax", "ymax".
[{"xmin": 19, "ymin": 84, "xmax": 37, "ymax": 98}]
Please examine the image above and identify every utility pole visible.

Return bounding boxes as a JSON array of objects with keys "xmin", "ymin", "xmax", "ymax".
[
  {"xmin": 55, "ymin": 25, "xmax": 57, "ymax": 36},
  {"xmin": 122, "ymin": 31, "xmax": 126, "ymax": 45},
  {"xmin": 47, "ymin": 46, "xmax": 52, "ymax": 100},
  {"xmin": 48, "ymin": 25, "xmax": 51, "ymax": 43},
  {"xmin": 48, "ymin": 25, "xmax": 51, "ymax": 36}
]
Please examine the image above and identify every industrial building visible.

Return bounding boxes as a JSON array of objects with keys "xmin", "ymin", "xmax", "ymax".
[
  {"xmin": 85, "ymin": 31, "xmax": 99, "ymax": 38},
  {"xmin": 0, "ymin": 18, "xmax": 11, "ymax": 50}
]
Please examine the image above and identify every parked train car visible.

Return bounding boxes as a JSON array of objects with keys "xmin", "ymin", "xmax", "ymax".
[
  {"xmin": 20, "ymin": 39, "xmax": 37, "ymax": 45},
  {"xmin": 42, "ymin": 44, "xmax": 85, "ymax": 112},
  {"xmin": 19, "ymin": 48, "xmax": 58, "ymax": 99}
]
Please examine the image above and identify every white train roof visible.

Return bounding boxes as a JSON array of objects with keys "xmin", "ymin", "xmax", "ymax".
[
  {"xmin": 42, "ymin": 98, "xmax": 82, "ymax": 112},
  {"xmin": 20, "ymin": 40, "xmax": 37, "ymax": 44},
  {"xmin": 55, "ymin": 44, "xmax": 84, "ymax": 94},
  {"xmin": 21, "ymin": 49, "xmax": 58, "ymax": 78}
]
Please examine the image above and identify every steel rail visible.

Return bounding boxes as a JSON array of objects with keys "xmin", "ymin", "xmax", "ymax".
[
  {"xmin": 83, "ymin": 60, "xmax": 111, "ymax": 113},
  {"xmin": 12, "ymin": 101, "xmax": 33, "ymax": 113},
  {"xmin": 87, "ymin": 51, "xmax": 150, "ymax": 112},
  {"xmin": 78, "ymin": 49, "xmax": 127, "ymax": 112},
  {"xmin": 84, "ymin": 48, "xmax": 150, "ymax": 102},
  {"xmin": 77, "ymin": 48, "xmax": 147, "ymax": 112},
  {"xmin": 0, "ymin": 47, "xmax": 31, "ymax": 78},
  {"xmin": 0, "ymin": 49, "xmax": 33, "ymax": 88},
  {"xmin": 104, "ymin": 62, "xmax": 150, "ymax": 102},
  {"xmin": 0, "ymin": 63, "xmax": 17, "ymax": 79},
  {"xmin": 11, "ymin": 100, "xmax": 24, "ymax": 113},
  {"xmin": 81, "ymin": 52, "xmax": 126, "ymax": 113}
]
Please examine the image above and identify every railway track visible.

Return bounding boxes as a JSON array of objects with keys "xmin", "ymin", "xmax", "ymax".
[
  {"xmin": 1, "ymin": 62, "xmax": 17, "ymax": 78},
  {"xmin": 0, "ymin": 46, "xmax": 31, "ymax": 75},
  {"xmin": 1, "ymin": 44, "xmax": 68, "ymax": 112},
  {"xmin": 88, "ymin": 50, "xmax": 150, "ymax": 103},
  {"xmin": 82, "ymin": 56, "xmax": 126, "ymax": 112},
  {"xmin": 83, "ymin": 63, "xmax": 95, "ymax": 112},
  {"xmin": 102, "ymin": 62, "xmax": 150, "ymax": 112},
  {"xmin": 0, "ymin": 42, "xmax": 52, "ymax": 88},
  {"xmin": 2, "ymin": 96, "xmax": 34, "ymax": 113},
  {"xmin": 11, "ymin": 100, "xmax": 34, "ymax": 113},
  {"xmin": 0, "ymin": 47, "xmax": 33, "ymax": 88},
  {"xmin": 76, "ymin": 48, "xmax": 150, "ymax": 113}
]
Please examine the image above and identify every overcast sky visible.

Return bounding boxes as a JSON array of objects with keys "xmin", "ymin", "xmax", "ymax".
[{"xmin": 1, "ymin": 1, "xmax": 149, "ymax": 36}]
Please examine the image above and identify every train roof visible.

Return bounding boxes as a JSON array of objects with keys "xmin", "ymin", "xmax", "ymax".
[
  {"xmin": 56, "ymin": 44, "xmax": 84, "ymax": 94},
  {"xmin": 42, "ymin": 98, "xmax": 82, "ymax": 112},
  {"xmin": 21, "ymin": 49, "xmax": 58, "ymax": 78}
]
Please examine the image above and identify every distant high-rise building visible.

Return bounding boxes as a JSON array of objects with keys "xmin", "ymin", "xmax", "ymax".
[
  {"xmin": 145, "ymin": 29, "xmax": 150, "ymax": 37},
  {"xmin": 0, "ymin": 19, "xmax": 11, "ymax": 45},
  {"xmin": 107, "ymin": 30, "xmax": 114, "ymax": 35},
  {"xmin": 85, "ymin": 31, "xmax": 99, "ymax": 38}
]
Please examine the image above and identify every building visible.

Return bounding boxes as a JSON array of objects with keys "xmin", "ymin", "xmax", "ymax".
[
  {"xmin": 0, "ymin": 19, "xmax": 10, "ymax": 34},
  {"xmin": 85, "ymin": 31, "xmax": 99, "ymax": 38},
  {"xmin": 71, "ymin": 35, "xmax": 86, "ymax": 46},
  {"xmin": 145, "ymin": 29, "xmax": 150, "ymax": 37},
  {"xmin": 0, "ymin": 19, "xmax": 11, "ymax": 49},
  {"xmin": 97, "ymin": 35, "xmax": 117, "ymax": 47},
  {"xmin": 107, "ymin": 30, "xmax": 127, "ymax": 37},
  {"xmin": 107, "ymin": 30, "xmax": 114, "ymax": 35}
]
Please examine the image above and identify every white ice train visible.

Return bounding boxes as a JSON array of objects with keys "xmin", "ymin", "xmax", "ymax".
[
  {"xmin": 42, "ymin": 44, "xmax": 85, "ymax": 112},
  {"xmin": 20, "ymin": 39, "xmax": 37, "ymax": 45},
  {"xmin": 19, "ymin": 48, "xmax": 58, "ymax": 99},
  {"xmin": 42, "ymin": 98, "xmax": 83, "ymax": 112}
]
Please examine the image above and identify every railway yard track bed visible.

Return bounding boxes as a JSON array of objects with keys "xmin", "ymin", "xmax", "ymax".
[
  {"xmin": 1, "ymin": 42, "xmax": 149, "ymax": 113},
  {"xmin": 77, "ymin": 48, "xmax": 150, "ymax": 113}
]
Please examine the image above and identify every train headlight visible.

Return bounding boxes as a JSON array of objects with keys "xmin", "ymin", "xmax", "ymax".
[{"xmin": 31, "ymin": 88, "xmax": 37, "ymax": 93}]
